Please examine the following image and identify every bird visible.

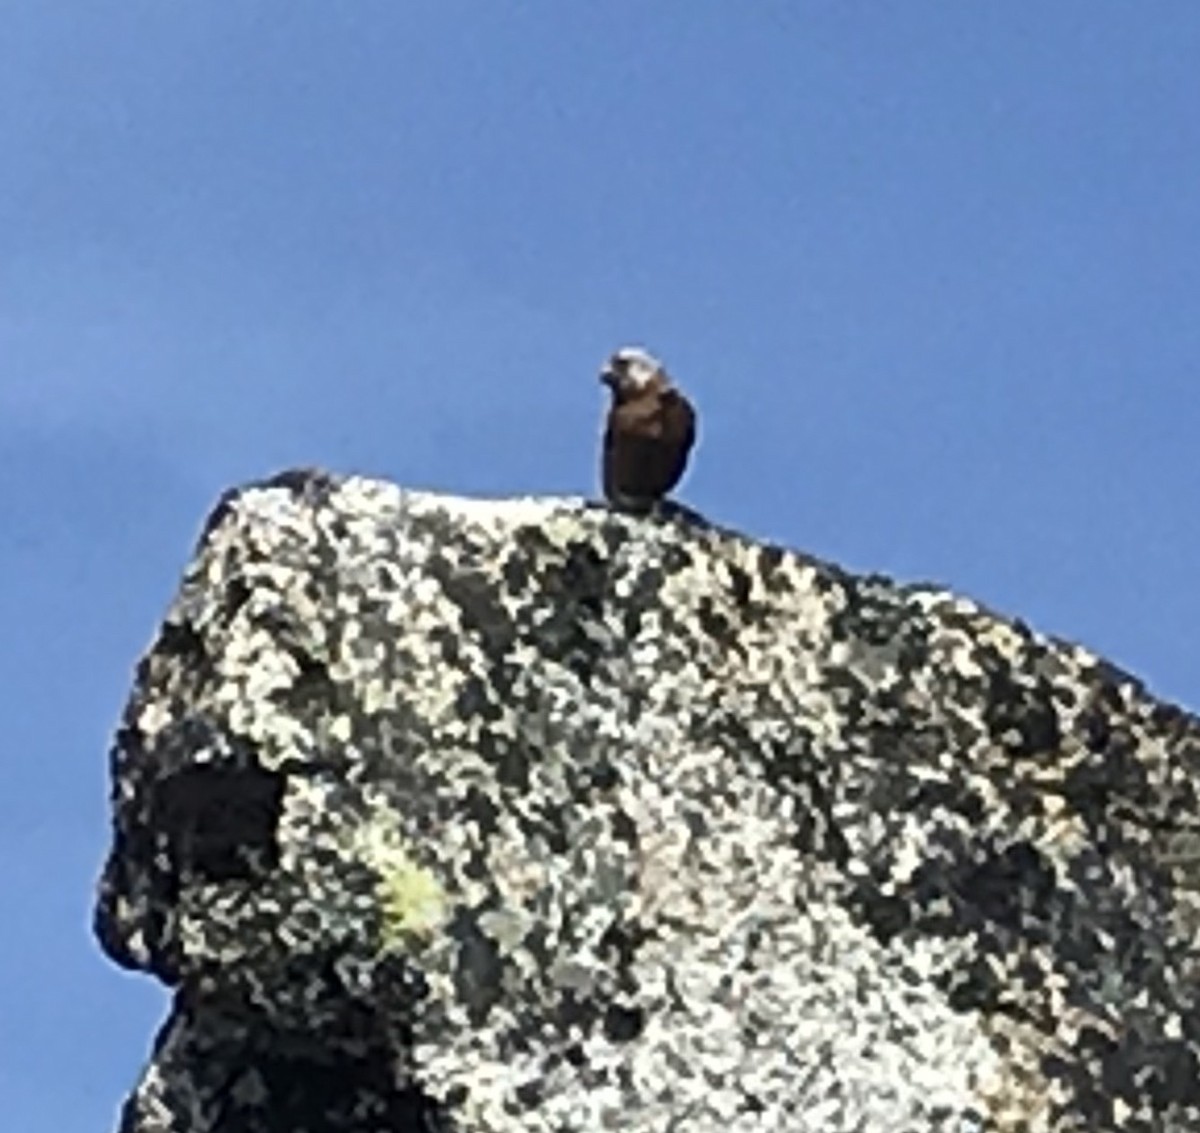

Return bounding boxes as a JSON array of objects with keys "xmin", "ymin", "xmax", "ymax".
[{"xmin": 599, "ymin": 346, "xmax": 697, "ymax": 511}]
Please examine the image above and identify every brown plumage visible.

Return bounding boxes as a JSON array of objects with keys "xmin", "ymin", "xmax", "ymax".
[{"xmin": 599, "ymin": 346, "xmax": 696, "ymax": 510}]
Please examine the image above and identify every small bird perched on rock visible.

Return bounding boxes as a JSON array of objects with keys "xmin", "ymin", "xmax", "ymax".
[{"xmin": 599, "ymin": 346, "xmax": 697, "ymax": 511}]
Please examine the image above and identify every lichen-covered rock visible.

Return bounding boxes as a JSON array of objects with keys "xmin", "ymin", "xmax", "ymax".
[{"xmin": 95, "ymin": 469, "xmax": 1200, "ymax": 1133}]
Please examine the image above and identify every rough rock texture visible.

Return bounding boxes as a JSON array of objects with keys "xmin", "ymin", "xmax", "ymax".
[{"xmin": 95, "ymin": 469, "xmax": 1200, "ymax": 1133}]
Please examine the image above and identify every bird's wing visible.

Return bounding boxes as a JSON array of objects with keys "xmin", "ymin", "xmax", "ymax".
[{"xmin": 661, "ymin": 389, "xmax": 697, "ymax": 457}]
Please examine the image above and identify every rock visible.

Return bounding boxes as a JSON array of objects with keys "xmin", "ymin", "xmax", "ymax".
[{"xmin": 94, "ymin": 469, "xmax": 1200, "ymax": 1133}]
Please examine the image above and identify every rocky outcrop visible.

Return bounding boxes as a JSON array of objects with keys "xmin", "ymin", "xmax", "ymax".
[{"xmin": 95, "ymin": 469, "xmax": 1200, "ymax": 1133}]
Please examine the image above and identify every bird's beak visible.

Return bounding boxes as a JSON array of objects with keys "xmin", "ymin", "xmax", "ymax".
[{"xmin": 600, "ymin": 368, "xmax": 618, "ymax": 388}]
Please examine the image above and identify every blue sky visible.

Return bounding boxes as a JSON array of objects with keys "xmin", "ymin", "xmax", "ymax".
[{"xmin": 2, "ymin": 5, "xmax": 1198, "ymax": 1129}]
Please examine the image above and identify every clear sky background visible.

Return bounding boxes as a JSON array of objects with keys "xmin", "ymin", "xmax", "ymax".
[{"xmin": 2, "ymin": 5, "xmax": 1198, "ymax": 1130}]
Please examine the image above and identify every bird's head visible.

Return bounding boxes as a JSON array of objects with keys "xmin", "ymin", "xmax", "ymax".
[{"xmin": 600, "ymin": 346, "xmax": 668, "ymax": 400}]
